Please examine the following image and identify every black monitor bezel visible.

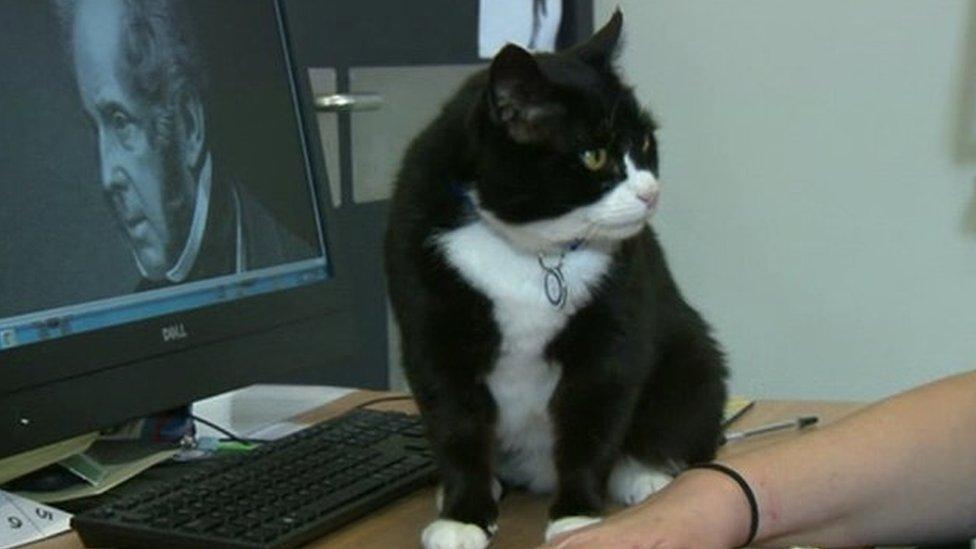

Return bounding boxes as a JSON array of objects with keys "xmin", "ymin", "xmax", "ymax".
[{"xmin": 0, "ymin": 0, "xmax": 362, "ymax": 458}]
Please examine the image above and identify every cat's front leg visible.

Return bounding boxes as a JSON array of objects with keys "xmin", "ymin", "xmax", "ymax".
[
  {"xmin": 546, "ymin": 373, "xmax": 640, "ymax": 542},
  {"xmin": 414, "ymin": 383, "xmax": 499, "ymax": 549}
]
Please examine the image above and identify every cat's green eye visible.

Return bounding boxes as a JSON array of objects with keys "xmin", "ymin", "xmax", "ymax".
[
  {"xmin": 642, "ymin": 134, "xmax": 652, "ymax": 154},
  {"xmin": 580, "ymin": 149, "xmax": 608, "ymax": 171}
]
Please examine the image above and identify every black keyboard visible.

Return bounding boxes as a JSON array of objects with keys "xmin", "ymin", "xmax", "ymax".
[{"xmin": 72, "ymin": 409, "xmax": 437, "ymax": 548}]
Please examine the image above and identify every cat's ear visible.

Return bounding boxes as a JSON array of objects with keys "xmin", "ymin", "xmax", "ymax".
[
  {"xmin": 488, "ymin": 44, "xmax": 563, "ymax": 144},
  {"xmin": 571, "ymin": 9, "xmax": 623, "ymax": 65}
]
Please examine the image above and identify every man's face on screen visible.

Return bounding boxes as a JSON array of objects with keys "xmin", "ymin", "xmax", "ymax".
[{"xmin": 71, "ymin": 0, "xmax": 195, "ymax": 281}]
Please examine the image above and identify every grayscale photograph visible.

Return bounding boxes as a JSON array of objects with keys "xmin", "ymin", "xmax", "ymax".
[{"xmin": 0, "ymin": 0, "xmax": 322, "ymax": 318}]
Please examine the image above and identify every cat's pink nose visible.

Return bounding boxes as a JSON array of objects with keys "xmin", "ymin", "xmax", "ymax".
[{"xmin": 637, "ymin": 190, "xmax": 659, "ymax": 207}]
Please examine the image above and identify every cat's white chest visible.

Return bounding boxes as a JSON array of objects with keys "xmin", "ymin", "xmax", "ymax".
[{"xmin": 436, "ymin": 221, "xmax": 612, "ymax": 492}]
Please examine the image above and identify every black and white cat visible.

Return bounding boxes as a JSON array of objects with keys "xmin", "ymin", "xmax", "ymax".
[{"xmin": 385, "ymin": 12, "xmax": 728, "ymax": 549}]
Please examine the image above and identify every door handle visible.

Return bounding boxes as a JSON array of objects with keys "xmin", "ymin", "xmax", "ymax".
[{"xmin": 314, "ymin": 93, "xmax": 384, "ymax": 112}]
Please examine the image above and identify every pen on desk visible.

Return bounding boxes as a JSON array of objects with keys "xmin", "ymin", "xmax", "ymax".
[{"xmin": 721, "ymin": 415, "xmax": 819, "ymax": 445}]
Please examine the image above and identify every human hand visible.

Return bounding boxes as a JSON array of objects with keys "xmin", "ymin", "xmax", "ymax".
[{"xmin": 537, "ymin": 470, "xmax": 752, "ymax": 549}]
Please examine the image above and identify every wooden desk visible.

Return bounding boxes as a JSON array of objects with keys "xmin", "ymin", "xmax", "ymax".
[{"xmin": 34, "ymin": 392, "xmax": 862, "ymax": 549}]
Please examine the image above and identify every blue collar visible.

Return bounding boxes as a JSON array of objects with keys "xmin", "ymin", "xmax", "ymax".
[{"xmin": 564, "ymin": 238, "xmax": 586, "ymax": 251}]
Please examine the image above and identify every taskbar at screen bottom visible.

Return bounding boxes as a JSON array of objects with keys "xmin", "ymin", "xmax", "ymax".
[{"xmin": 0, "ymin": 258, "xmax": 329, "ymax": 352}]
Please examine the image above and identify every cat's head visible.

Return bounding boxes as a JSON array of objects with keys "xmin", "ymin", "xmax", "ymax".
[{"xmin": 470, "ymin": 11, "xmax": 659, "ymax": 252}]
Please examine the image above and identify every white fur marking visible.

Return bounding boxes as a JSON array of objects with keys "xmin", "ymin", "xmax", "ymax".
[
  {"xmin": 470, "ymin": 154, "xmax": 659, "ymax": 250},
  {"xmin": 437, "ymin": 163, "xmax": 655, "ymax": 498},
  {"xmin": 608, "ymin": 456, "xmax": 673, "ymax": 506},
  {"xmin": 437, "ymin": 221, "xmax": 612, "ymax": 493},
  {"xmin": 421, "ymin": 519, "xmax": 490, "ymax": 549},
  {"xmin": 544, "ymin": 516, "xmax": 603, "ymax": 542},
  {"xmin": 622, "ymin": 154, "xmax": 660, "ymax": 204}
]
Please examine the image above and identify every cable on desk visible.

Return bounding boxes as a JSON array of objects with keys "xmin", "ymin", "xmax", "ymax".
[
  {"xmin": 190, "ymin": 414, "xmax": 258, "ymax": 446},
  {"xmin": 351, "ymin": 394, "xmax": 415, "ymax": 410},
  {"xmin": 191, "ymin": 397, "xmax": 415, "ymax": 446}
]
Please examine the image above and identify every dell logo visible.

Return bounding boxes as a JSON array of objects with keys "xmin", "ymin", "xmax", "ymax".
[{"xmin": 162, "ymin": 323, "xmax": 189, "ymax": 342}]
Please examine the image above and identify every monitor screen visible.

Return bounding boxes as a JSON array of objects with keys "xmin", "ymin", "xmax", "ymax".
[
  {"xmin": 0, "ymin": 0, "xmax": 366, "ymax": 459},
  {"xmin": 0, "ymin": 0, "xmax": 328, "ymax": 352}
]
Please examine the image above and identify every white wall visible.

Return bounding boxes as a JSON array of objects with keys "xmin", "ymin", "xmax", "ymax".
[{"xmin": 596, "ymin": 1, "xmax": 976, "ymax": 399}]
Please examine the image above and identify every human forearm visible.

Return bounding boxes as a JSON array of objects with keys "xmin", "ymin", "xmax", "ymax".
[
  {"xmin": 734, "ymin": 370, "xmax": 976, "ymax": 546},
  {"xmin": 541, "ymin": 371, "xmax": 976, "ymax": 549}
]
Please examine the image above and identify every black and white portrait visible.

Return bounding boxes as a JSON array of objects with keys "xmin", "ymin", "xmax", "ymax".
[{"xmin": 0, "ymin": 0, "xmax": 322, "ymax": 318}]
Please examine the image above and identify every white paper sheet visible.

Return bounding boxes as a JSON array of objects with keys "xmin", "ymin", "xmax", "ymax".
[{"xmin": 0, "ymin": 490, "xmax": 71, "ymax": 549}]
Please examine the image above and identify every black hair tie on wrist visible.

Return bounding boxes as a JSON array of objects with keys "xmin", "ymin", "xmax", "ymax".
[{"xmin": 686, "ymin": 462, "xmax": 759, "ymax": 547}]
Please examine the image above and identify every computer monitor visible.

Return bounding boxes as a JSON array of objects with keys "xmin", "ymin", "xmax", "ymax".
[{"xmin": 0, "ymin": 0, "xmax": 375, "ymax": 459}]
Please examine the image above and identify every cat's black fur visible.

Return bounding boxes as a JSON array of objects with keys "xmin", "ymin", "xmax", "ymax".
[{"xmin": 385, "ymin": 11, "xmax": 728, "ymax": 538}]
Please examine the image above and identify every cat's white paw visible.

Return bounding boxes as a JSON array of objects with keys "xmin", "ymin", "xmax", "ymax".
[
  {"xmin": 421, "ymin": 519, "xmax": 491, "ymax": 549},
  {"xmin": 435, "ymin": 477, "xmax": 503, "ymax": 512},
  {"xmin": 608, "ymin": 456, "xmax": 673, "ymax": 506},
  {"xmin": 544, "ymin": 516, "xmax": 602, "ymax": 542}
]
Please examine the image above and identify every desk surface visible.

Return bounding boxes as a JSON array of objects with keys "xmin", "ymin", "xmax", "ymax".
[{"xmin": 34, "ymin": 391, "xmax": 862, "ymax": 549}]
